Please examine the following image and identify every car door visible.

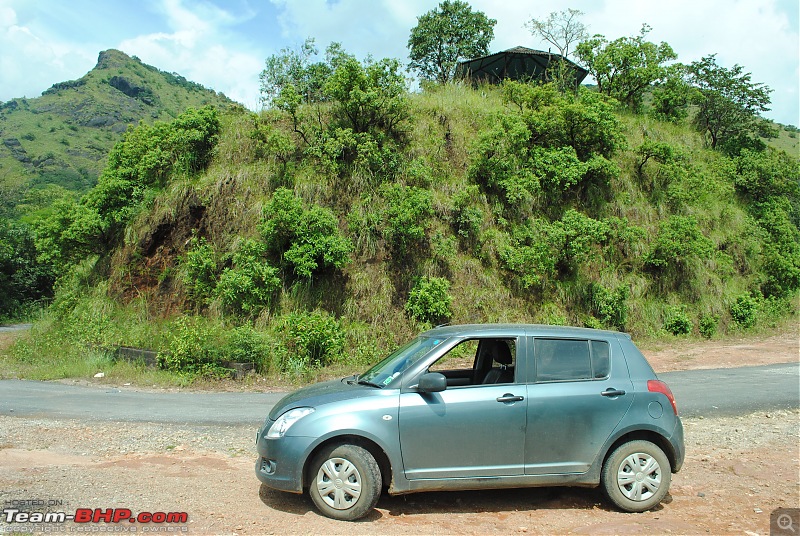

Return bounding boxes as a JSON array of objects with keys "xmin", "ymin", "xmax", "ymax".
[
  {"xmin": 398, "ymin": 338, "xmax": 527, "ymax": 480},
  {"xmin": 524, "ymin": 337, "xmax": 633, "ymax": 475}
]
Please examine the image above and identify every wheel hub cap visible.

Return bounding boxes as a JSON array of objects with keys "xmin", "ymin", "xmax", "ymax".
[
  {"xmin": 617, "ymin": 452, "xmax": 661, "ymax": 502},
  {"xmin": 316, "ymin": 457, "xmax": 363, "ymax": 510}
]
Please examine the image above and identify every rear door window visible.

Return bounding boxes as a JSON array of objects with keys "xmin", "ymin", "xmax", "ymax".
[{"xmin": 534, "ymin": 338, "xmax": 611, "ymax": 382}]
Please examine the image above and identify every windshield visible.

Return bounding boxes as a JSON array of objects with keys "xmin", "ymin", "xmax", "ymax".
[{"xmin": 359, "ymin": 336, "xmax": 446, "ymax": 388}]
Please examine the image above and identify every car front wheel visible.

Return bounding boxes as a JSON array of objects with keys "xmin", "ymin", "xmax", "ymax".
[
  {"xmin": 601, "ymin": 440, "xmax": 671, "ymax": 512},
  {"xmin": 308, "ymin": 443, "xmax": 381, "ymax": 521}
]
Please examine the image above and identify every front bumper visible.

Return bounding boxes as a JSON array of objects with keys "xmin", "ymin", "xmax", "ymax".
[{"xmin": 254, "ymin": 424, "xmax": 314, "ymax": 493}]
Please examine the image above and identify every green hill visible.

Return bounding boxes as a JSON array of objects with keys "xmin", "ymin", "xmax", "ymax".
[
  {"xmin": 0, "ymin": 49, "xmax": 241, "ymax": 219},
  {"xmin": 5, "ymin": 55, "xmax": 798, "ymax": 384}
]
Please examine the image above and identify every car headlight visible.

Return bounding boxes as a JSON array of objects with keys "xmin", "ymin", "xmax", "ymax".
[{"xmin": 267, "ymin": 407, "xmax": 315, "ymax": 438}]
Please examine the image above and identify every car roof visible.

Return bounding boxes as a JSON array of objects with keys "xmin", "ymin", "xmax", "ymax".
[{"xmin": 420, "ymin": 323, "xmax": 631, "ymax": 340}]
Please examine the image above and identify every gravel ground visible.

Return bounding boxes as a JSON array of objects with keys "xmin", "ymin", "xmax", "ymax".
[
  {"xmin": 1, "ymin": 328, "xmax": 798, "ymax": 534},
  {"xmin": 0, "ymin": 409, "xmax": 798, "ymax": 535}
]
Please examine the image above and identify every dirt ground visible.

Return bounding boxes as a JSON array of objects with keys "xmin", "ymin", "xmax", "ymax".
[
  {"xmin": 0, "ymin": 328, "xmax": 798, "ymax": 535},
  {"xmin": 640, "ymin": 330, "xmax": 799, "ymax": 373}
]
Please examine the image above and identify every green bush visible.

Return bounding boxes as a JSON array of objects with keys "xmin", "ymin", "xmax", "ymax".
[
  {"xmin": 730, "ymin": 294, "xmax": 759, "ymax": 328},
  {"xmin": 0, "ymin": 219, "xmax": 54, "ymax": 319},
  {"xmin": 537, "ymin": 89, "xmax": 625, "ymax": 160},
  {"xmin": 500, "ymin": 222, "xmax": 560, "ymax": 289},
  {"xmin": 469, "ymin": 115, "xmax": 588, "ymax": 212},
  {"xmin": 450, "ymin": 186, "xmax": 484, "ymax": 249},
  {"xmin": 84, "ymin": 106, "xmax": 220, "ymax": 243},
  {"xmin": 214, "ymin": 239, "xmax": 281, "ymax": 316},
  {"xmin": 181, "ymin": 237, "xmax": 218, "ymax": 305},
  {"xmin": 260, "ymin": 188, "xmax": 352, "ymax": 279},
  {"xmin": 380, "ymin": 183, "xmax": 433, "ymax": 258},
  {"xmin": 644, "ymin": 215, "xmax": 714, "ymax": 273},
  {"xmin": 277, "ymin": 310, "xmax": 345, "ymax": 370},
  {"xmin": 752, "ymin": 201, "xmax": 800, "ymax": 298},
  {"xmin": 556, "ymin": 210, "xmax": 610, "ymax": 271},
  {"xmin": 323, "ymin": 56, "xmax": 409, "ymax": 139},
  {"xmin": 220, "ymin": 325, "xmax": 271, "ymax": 371},
  {"xmin": 159, "ymin": 316, "xmax": 228, "ymax": 377},
  {"xmin": 587, "ymin": 283, "xmax": 628, "ymax": 329},
  {"xmin": 649, "ymin": 67, "xmax": 692, "ymax": 123},
  {"xmin": 470, "ymin": 87, "xmax": 622, "ymax": 218},
  {"xmin": 664, "ymin": 305, "xmax": 692, "ymax": 335},
  {"xmin": 405, "ymin": 277, "xmax": 453, "ymax": 325},
  {"xmin": 698, "ymin": 314, "xmax": 718, "ymax": 338},
  {"xmin": 311, "ymin": 126, "xmax": 402, "ymax": 180},
  {"xmin": 501, "ymin": 82, "xmax": 624, "ymax": 160},
  {"xmin": 733, "ymin": 149, "xmax": 799, "ymax": 202}
]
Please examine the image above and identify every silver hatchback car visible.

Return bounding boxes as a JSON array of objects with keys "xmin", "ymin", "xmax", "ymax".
[{"xmin": 255, "ymin": 324, "xmax": 685, "ymax": 520}]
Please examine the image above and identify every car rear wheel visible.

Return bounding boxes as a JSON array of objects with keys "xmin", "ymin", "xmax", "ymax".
[
  {"xmin": 602, "ymin": 440, "xmax": 671, "ymax": 512},
  {"xmin": 308, "ymin": 444, "xmax": 381, "ymax": 521}
]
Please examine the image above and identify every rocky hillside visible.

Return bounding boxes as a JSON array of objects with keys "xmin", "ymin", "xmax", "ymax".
[{"xmin": 0, "ymin": 49, "xmax": 241, "ymax": 218}]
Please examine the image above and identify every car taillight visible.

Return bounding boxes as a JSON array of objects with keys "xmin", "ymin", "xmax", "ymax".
[{"xmin": 648, "ymin": 379, "xmax": 678, "ymax": 415}]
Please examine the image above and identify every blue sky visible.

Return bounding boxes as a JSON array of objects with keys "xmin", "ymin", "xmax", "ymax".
[{"xmin": 1, "ymin": 0, "xmax": 798, "ymax": 125}]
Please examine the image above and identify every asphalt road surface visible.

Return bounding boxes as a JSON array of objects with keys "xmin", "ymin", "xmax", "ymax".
[{"xmin": 0, "ymin": 362, "xmax": 796, "ymax": 424}]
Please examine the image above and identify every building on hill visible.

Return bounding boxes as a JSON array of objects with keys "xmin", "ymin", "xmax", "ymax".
[{"xmin": 455, "ymin": 46, "xmax": 589, "ymax": 89}]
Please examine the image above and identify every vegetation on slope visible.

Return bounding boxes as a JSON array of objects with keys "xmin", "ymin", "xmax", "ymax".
[
  {"xmin": 3, "ymin": 13, "xmax": 798, "ymax": 383},
  {"xmin": 7, "ymin": 80, "xmax": 798, "ymax": 383}
]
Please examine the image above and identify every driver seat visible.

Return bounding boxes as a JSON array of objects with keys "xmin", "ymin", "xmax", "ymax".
[{"xmin": 481, "ymin": 340, "xmax": 514, "ymax": 384}]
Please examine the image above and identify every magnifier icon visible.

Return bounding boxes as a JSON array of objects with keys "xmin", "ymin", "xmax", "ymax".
[{"xmin": 778, "ymin": 513, "xmax": 796, "ymax": 533}]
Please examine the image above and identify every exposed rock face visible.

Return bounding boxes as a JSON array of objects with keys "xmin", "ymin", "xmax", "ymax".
[
  {"xmin": 85, "ymin": 114, "xmax": 120, "ymax": 128},
  {"xmin": 108, "ymin": 76, "xmax": 156, "ymax": 105},
  {"xmin": 3, "ymin": 138, "xmax": 31, "ymax": 164}
]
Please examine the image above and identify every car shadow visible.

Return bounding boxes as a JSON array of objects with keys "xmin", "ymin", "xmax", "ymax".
[
  {"xmin": 260, "ymin": 484, "xmax": 670, "ymax": 520},
  {"xmin": 258, "ymin": 484, "xmax": 314, "ymax": 516},
  {"xmin": 378, "ymin": 487, "xmax": 670, "ymax": 517}
]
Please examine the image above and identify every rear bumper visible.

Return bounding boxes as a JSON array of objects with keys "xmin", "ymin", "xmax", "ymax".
[{"xmin": 670, "ymin": 416, "xmax": 685, "ymax": 473}]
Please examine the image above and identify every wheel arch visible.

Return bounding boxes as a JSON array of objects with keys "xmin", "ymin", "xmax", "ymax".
[
  {"xmin": 303, "ymin": 434, "xmax": 393, "ymax": 491},
  {"xmin": 601, "ymin": 430, "xmax": 678, "ymax": 474}
]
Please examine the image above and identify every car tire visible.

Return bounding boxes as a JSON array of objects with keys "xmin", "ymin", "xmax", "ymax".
[
  {"xmin": 308, "ymin": 443, "xmax": 382, "ymax": 521},
  {"xmin": 601, "ymin": 440, "xmax": 671, "ymax": 512}
]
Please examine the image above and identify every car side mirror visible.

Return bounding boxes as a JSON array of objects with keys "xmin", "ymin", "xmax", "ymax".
[{"xmin": 417, "ymin": 372, "xmax": 447, "ymax": 393}]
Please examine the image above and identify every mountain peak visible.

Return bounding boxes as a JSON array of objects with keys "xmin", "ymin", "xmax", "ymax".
[{"xmin": 95, "ymin": 49, "xmax": 136, "ymax": 70}]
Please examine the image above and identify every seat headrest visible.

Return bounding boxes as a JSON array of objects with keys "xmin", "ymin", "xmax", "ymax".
[{"xmin": 487, "ymin": 340, "xmax": 512, "ymax": 365}]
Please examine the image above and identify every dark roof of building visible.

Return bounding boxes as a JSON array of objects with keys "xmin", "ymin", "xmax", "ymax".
[{"xmin": 455, "ymin": 46, "xmax": 589, "ymax": 85}]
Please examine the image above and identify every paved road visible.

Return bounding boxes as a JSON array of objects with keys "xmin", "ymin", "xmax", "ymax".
[
  {"xmin": 0, "ymin": 362, "xmax": 796, "ymax": 424},
  {"xmin": 0, "ymin": 323, "xmax": 32, "ymax": 333},
  {"xmin": 663, "ymin": 362, "xmax": 799, "ymax": 417}
]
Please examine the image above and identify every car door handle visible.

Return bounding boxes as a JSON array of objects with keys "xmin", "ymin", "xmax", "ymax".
[
  {"xmin": 496, "ymin": 394, "xmax": 524, "ymax": 403},
  {"xmin": 601, "ymin": 388, "xmax": 626, "ymax": 397}
]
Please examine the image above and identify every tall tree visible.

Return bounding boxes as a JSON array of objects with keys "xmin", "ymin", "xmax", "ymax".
[
  {"xmin": 525, "ymin": 8, "xmax": 587, "ymax": 59},
  {"xmin": 259, "ymin": 39, "xmax": 353, "ymax": 106},
  {"xmin": 686, "ymin": 54, "xmax": 774, "ymax": 151},
  {"xmin": 260, "ymin": 38, "xmax": 321, "ymax": 106},
  {"xmin": 407, "ymin": 0, "xmax": 496, "ymax": 84},
  {"xmin": 575, "ymin": 24, "xmax": 676, "ymax": 111}
]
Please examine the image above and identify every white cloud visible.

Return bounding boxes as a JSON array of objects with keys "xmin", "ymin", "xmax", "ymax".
[
  {"xmin": 0, "ymin": 4, "xmax": 17, "ymax": 26},
  {"xmin": 0, "ymin": 2, "xmax": 97, "ymax": 101},
  {"xmin": 117, "ymin": 0, "xmax": 264, "ymax": 108},
  {"xmin": 270, "ymin": 0, "xmax": 421, "ymax": 63}
]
